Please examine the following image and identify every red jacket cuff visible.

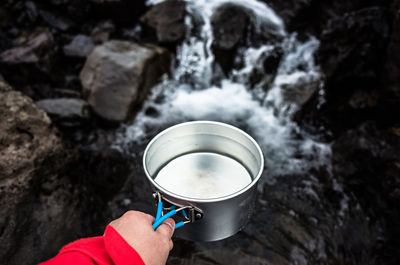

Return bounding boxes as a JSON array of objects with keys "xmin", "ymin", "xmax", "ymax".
[{"xmin": 104, "ymin": 225, "xmax": 146, "ymax": 265}]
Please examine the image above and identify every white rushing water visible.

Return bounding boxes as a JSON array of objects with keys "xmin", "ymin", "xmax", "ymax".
[{"xmin": 114, "ymin": 0, "xmax": 330, "ymax": 184}]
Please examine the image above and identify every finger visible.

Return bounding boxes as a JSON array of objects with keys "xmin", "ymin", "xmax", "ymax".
[
  {"xmin": 144, "ymin": 213, "xmax": 155, "ymax": 224},
  {"xmin": 156, "ymin": 218, "xmax": 175, "ymax": 239}
]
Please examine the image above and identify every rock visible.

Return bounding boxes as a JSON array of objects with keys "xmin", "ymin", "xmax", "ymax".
[
  {"xmin": 91, "ymin": 20, "xmax": 115, "ymax": 44},
  {"xmin": 318, "ymin": 7, "xmax": 389, "ymax": 89},
  {"xmin": 0, "ymin": 75, "xmax": 11, "ymax": 91},
  {"xmin": 63, "ymin": 35, "xmax": 94, "ymax": 57},
  {"xmin": 90, "ymin": 0, "xmax": 146, "ymax": 26},
  {"xmin": 25, "ymin": 1, "xmax": 38, "ymax": 22},
  {"xmin": 80, "ymin": 40, "xmax": 171, "ymax": 122},
  {"xmin": 0, "ymin": 83, "xmax": 122, "ymax": 264},
  {"xmin": 140, "ymin": 0, "xmax": 186, "ymax": 44},
  {"xmin": 332, "ymin": 121, "xmax": 400, "ymax": 212},
  {"xmin": 277, "ymin": 72, "xmax": 320, "ymax": 106},
  {"xmin": 0, "ymin": 85, "xmax": 63, "ymax": 263},
  {"xmin": 211, "ymin": 4, "xmax": 249, "ymax": 51},
  {"xmin": 39, "ymin": 9, "xmax": 73, "ymax": 31},
  {"xmin": 210, "ymin": 4, "xmax": 249, "ymax": 73},
  {"xmin": 0, "ymin": 28, "xmax": 55, "ymax": 66},
  {"xmin": 79, "ymin": 148, "xmax": 133, "ymax": 198},
  {"xmin": 248, "ymin": 47, "xmax": 283, "ymax": 88},
  {"xmin": 262, "ymin": 0, "xmax": 390, "ymax": 35},
  {"xmin": 296, "ymin": 7, "xmax": 392, "ymax": 135},
  {"xmin": 36, "ymin": 98, "xmax": 91, "ymax": 127},
  {"xmin": 380, "ymin": 0, "xmax": 400, "ymax": 123}
]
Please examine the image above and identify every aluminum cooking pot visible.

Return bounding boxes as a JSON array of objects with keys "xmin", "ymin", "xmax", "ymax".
[{"xmin": 143, "ymin": 121, "xmax": 264, "ymax": 241}]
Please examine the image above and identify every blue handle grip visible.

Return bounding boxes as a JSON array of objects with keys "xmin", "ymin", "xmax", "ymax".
[
  {"xmin": 175, "ymin": 221, "xmax": 185, "ymax": 229},
  {"xmin": 152, "ymin": 209, "xmax": 177, "ymax": 230},
  {"xmin": 155, "ymin": 201, "xmax": 163, "ymax": 221}
]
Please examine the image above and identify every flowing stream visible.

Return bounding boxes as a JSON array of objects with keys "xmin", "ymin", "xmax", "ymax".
[{"xmin": 109, "ymin": 1, "xmax": 382, "ymax": 264}]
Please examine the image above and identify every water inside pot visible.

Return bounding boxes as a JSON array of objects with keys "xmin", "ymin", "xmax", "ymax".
[{"xmin": 154, "ymin": 152, "xmax": 252, "ymax": 199}]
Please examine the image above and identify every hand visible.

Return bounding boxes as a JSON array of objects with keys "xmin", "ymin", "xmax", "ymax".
[{"xmin": 109, "ymin": 211, "xmax": 175, "ymax": 265}]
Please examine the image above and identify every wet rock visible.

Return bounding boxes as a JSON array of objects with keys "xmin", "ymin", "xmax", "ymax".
[
  {"xmin": 278, "ymin": 72, "xmax": 320, "ymax": 107},
  {"xmin": 331, "ymin": 121, "xmax": 400, "ymax": 262},
  {"xmin": 318, "ymin": 7, "xmax": 389, "ymax": 89},
  {"xmin": 80, "ymin": 40, "xmax": 171, "ymax": 122},
  {"xmin": 210, "ymin": 4, "xmax": 249, "ymax": 73},
  {"xmin": 247, "ymin": 46, "xmax": 283, "ymax": 88},
  {"xmin": 332, "ymin": 121, "xmax": 400, "ymax": 202},
  {"xmin": 91, "ymin": 20, "xmax": 115, "ymax": 44},
  {"xmin": 0, "ymin": 28, "xmax": 55, "ymax": 66},
  {"xmin": 140, "ymin": 0, "xmax": 186, "ymax": 44},
  {"xmin": 36, "ymin": 98, "xmax": 91, "ymax": 127},
  {"xmin": 63, "ymin": 35, "xmax": 94, "ymax": 57},
  {"xmin": 296, "ymin": 7, "xmax": 391, "ymax": 135},
  {"xmin": 211, "ymin": 4, "xmax": 249, "ymax": 51}
]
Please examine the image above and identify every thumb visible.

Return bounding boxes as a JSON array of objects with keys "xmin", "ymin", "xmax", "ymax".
[{"xmin": 156, "ymin": 218, "xmax": 175, "ymax": 239}]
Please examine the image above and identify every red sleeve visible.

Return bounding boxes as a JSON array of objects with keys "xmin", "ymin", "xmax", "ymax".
[
  {"xmin": 103, "ymin": 225, "xmax": 145, "ymax": 265},
  {"xmin": 40, "ymin": 226, "xmax": 145, "ymax": 265}
]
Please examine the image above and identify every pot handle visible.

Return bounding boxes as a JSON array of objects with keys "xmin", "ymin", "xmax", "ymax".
[{"xmin": 152, "ymin": 191, "xmax": 203, "ymax": 230}]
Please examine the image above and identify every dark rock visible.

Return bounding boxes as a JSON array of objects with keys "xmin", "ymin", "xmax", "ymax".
[
  {"xmin": 263, "ymin": 47, "xmax": 283, "ymax": 74},
  {"xmin": 262, "ymin": 0, "xmax": 392, "ymax": 35},
  {"xmin": 80, "ymin": 40, "xmax": 171, "ymax": 122},
  {"xmin": 331, "ymin": 121, "xmax": 400, "ymax": 262},
  {"xmin": 39, "ymin": 9, "xmax": 73, "ymax": 31},
  {"xmin": 63, "ymin": 35, "xmax": 95, "ymax": 57},
  {"xmin": 332, "ymin": 121, "xmax": 400, "ymax": 202},
  {"xmin": 0, "ymin": 75, "xmax": 11, "ymax": 91},
  {"xmin": 348, "ymin": 89, "xmax": 379, "ymax": 109},
  {"xmin": 0, "ymin": 28, "xmax": 55, "ymax": 66},
  {"xmin": 296, "ymin": 7, "xmax": 392, "ymax": 135},
  {"xmin": 25, "ymin": 1, "xmax": 38, "ymax": 22},
  {"xmin": 318, "ymin": 7, "xmax": 390, "ymax": 89},
  {"xmin": 0, "ymin": 28, "xmax": 56, "ymax": 87},
  {"xmin": 91, "ymin": 20, "xmax": 115, "ymax": 44},
  {"xmin": 90, "ymin": 0, "xmax": 146, "ymax": 26},
  {"xmin": 140, "ymin": 0, "xmax": 186, "ymax": 44},
  {"xmin": 211, "ymin": 4, "xmax": 249, "ymax": 51},
  {"xmin": 380, "ymin": 0, "xmax": 400, "ymax": 122},
  {"xmin": 36, "ymin": 98, "xmax": 91, "ymax": 127},
  {"xmin": 247, "ymin": 46, "xmax": 283, "ymax": 88},
  {"xmin": 210, "ymin": 4, "xmax": 249, "ymax": 73},
  {"xmin": 79, "ymin": 148, "xmax": 133, "ymax": 198}
]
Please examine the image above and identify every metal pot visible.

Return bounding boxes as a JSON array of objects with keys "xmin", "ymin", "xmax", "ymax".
[{"xmin": 143, "ymin": 121, "xmax": 264, "ymax": 241}]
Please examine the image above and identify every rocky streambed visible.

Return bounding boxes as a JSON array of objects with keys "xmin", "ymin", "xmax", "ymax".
[{"xmin": 1, "ymin": 0, "xmax": 399, "ymax": 265}]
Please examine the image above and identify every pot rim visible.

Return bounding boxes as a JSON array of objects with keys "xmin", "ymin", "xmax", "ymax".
[{"xmin": 143, "ymin": 120, "xmax": 264, "ymax": 203}]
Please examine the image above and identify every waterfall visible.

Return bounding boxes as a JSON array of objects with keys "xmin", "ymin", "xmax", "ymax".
[{"xmin": 114, "ymin": 0, "xmax": 330, "ymax": 184}]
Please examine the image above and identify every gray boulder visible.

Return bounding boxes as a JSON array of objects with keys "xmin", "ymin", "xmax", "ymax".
[
  {"xmin": 63, "ymin": 35, "xmax": 94, "ymax": 57},
  {"xmin": 36, "ymin": 98, "xmax": 91, "ymax": 127},
  {"xmin": 80, "ymin": 40, "xmax": 170, "ymax": 122},
  {"xmin": 140, "ymin": 0, "xmax": 186, "ymax": 44}
]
